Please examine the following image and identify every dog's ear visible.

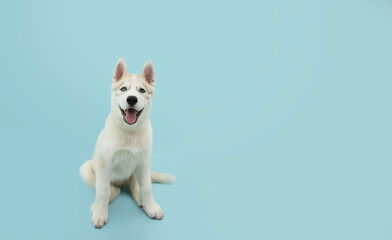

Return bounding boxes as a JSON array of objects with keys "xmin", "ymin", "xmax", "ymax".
[
  {"xmin": 142, "ymin": 60, "xmax": 155, "ymax": 85},
  {"xmin": 113, "ymin": 58, "xmax": 128, "ymax": 82}
]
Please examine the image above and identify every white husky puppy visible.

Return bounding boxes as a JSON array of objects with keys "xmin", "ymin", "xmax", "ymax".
[{"xmin": 80, "ymin": 58, "xmax": 175, "ymax": 228}]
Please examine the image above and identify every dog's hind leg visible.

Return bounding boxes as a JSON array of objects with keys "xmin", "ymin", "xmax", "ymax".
[
  {"xmin": 129, "ymin": 172, "xmax": 175, "ymax": 207},
  {"xmin": 129, "ymin": 174, "xmax": 142, "ymax": 207},
  {"xmin": 80, "ymin": 160, "xmax": 121, "ymax": 203}
]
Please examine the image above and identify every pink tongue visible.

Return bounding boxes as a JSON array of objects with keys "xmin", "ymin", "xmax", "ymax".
[{"xmin": 125, "ymin": 109, "xmax": 138, "ymax": 124}]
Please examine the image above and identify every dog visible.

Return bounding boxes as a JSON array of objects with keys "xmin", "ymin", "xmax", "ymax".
[{"xmin": 80, "ymin": 58, "xmax": 175, "ymax": 228}]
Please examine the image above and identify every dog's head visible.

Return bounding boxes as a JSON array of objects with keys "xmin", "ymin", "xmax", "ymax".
[{"xmin": 111, "ymin": 58, "xmax": 155, "ymax": 127}]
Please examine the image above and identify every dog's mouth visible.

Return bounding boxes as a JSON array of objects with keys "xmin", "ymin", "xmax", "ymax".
[{"xmin": 120, "ymin": 107, "xmax": 144, "ymax": 125}]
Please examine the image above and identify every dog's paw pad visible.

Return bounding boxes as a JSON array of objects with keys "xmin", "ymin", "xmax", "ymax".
[{"xmin": 143, "ymin": 203, "xmax": 164, "ymax": 219}]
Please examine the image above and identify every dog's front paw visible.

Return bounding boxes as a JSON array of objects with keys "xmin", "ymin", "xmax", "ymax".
[
  {"xmin": 142, "ymin": 202, "xmax": 164, "ymax": 219},
  {"xmin": 91, "ymin": 202, "xmax": 108, "ymax": 228}
]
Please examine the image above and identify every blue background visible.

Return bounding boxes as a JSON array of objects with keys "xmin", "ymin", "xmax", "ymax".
[{"xmin": 0, "ymin": 0, "xmax": 391, "ymax": 239}]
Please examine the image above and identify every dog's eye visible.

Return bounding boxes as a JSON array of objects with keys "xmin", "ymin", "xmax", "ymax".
[
  {"xmin": 120, "ymin": 87, "xmax": 127, "ymax": 92},
  {"xmin": 139, "ymin": 88, "xmax": 146, "ymax": 93}
]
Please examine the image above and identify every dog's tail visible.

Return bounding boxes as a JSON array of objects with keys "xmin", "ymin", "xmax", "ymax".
[{"xmin": 151, "ymin": 172, "xmax": 176, "ymax": 184}]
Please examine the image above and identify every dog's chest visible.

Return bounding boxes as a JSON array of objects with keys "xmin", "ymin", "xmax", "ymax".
[
  {"xmin": 113, "ymin": 130, "xmax": 152, "ymax": 152},
  {"xmin": 110, "ymin": 149, "xmax": 141, "ymax": 181}
]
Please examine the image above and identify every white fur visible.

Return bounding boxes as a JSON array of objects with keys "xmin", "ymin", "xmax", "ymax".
[{"xmin": 80, "ymin": 58, "xmax": 174, "ymax": 228}]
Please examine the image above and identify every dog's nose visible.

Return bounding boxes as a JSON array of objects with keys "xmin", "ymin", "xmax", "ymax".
[{"xmin": 127, "ymin": 96, "xmax": 138, "ymax": 106}]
